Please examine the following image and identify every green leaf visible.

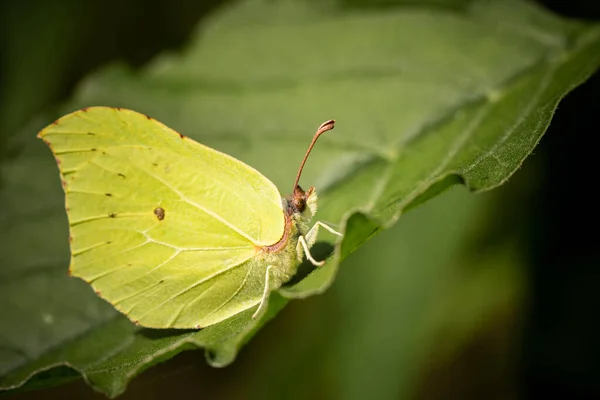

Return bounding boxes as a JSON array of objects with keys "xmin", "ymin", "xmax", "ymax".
[{"xmin": 2, "ymin": 0, "xmax": 599, "ymax": 396}]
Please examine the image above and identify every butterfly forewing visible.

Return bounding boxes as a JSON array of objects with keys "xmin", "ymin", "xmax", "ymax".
[{"xmin": 39, "ymin": 107, "xmax": 286, "ymax": 328}]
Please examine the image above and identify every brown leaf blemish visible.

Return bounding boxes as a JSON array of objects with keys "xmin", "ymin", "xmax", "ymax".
[
  {"xmin": 105, "ymin": 193, "xmax": 112, "ymax": 197},
  {"xmin": 108, "ymin": 213, "xmax": 117, "ymax": 218},
  {"xmin": 118, "ymin": 173, "xmax": 126, "ymax": 178}
]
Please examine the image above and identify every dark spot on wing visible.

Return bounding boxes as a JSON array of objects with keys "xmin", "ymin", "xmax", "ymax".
[
  {"xmin": 108, "ymin": 213, "xmax": 117, "ymax": 218},
  {"xmin": 152, "ymin": 163, "xmax": 158, "ymax": 167},
  {"xmin": 154, "ymin": 207, "xmax": 165, "ymax": 221},
  {"xmin": 91, "ymin": 148, "xmax": 97, "ymax": 151},
  {"xmin": 179, "ymin": 133, "xmax": 184, "ymax": 139},
  {"xmin": 106, "ymin": 241, "xmax": 112, "ymax": 244},
  {"xmin": 105, "ymin": 193, "xmax": 112, "ymax": 197},
  {"xmin": 118, "ymin": 173, "xmax": 126, "ymax": 178},
  {"xmin": 145, "ymin": 114, "xmax": 152, "ymax": 120},
  {"xmin": 88, "ymin": 132, "xmax": 95, "ymax": 136}
]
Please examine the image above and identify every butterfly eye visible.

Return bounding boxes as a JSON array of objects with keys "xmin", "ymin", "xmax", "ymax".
[{"xmin": 293, "ymin": 197, "xmax": 306, "ymax": 212}]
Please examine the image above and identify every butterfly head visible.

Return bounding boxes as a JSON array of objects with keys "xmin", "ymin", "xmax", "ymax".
[
  {"xmin": 284, "ymin": 185, "xmax": 318, "ymax": 235},
  {"xmin": 289, "ymin": 185, "xmax": 318, "ymax": 219}
]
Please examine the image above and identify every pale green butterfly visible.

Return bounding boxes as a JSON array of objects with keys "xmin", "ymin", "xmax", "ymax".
[{"xmin": 38, "ymin": 107, "xmax": 342, "ymax": 329}]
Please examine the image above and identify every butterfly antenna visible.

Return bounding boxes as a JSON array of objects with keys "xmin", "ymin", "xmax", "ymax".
[{"xmin": 293, "ymin": 119, "xmax": 335, "ymax": 192}]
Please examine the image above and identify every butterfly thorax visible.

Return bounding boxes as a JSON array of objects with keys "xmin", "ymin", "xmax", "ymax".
[{"xmin": 255, "ymin": 186, "xmax": 318, "ymax": 285}]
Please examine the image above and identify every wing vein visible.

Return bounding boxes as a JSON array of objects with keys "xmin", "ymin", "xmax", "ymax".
[
  {"xmin": 132, "ymin": 256, "xmax": 253, "ymax": 321},
  {"xmin": 91, "ymin": 154, "xmax": 260, "ymax": 245},
  {"xmin": 109, "ymin": 250, "xmax": 182, "ymax": 300},
  {"xmin": 198, "ymin": 260, "xmax": 257, "ymax": 326},
  {"xmin": 78, "ymin": 240, "xmax": 152, "ymax": 278}
]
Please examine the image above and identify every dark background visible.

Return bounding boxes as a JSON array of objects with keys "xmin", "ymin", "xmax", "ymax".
[{"xmin": 1, "ymin": 0, "xmax": 599, "ymax": 398}]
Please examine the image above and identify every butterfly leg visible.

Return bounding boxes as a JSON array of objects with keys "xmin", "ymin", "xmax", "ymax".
[
  {"xmin": 252, "ymin": 265, "xmax": 273, "ymax": 319},
  {"xmin": 305, "ymin": 221, "xmax": 343, "ymax": 248},
  {"xmin": 297, "ymin": 221, "xmax": 343, "ymax": 267},
  {"xmin": 298, "ymin": 235, "xmax": 324, "ymax": 266}
]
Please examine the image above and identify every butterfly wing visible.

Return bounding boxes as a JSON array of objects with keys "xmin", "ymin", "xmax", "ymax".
[{"xmin": 39, "ymin": 107, "xmax": 285, "ymax": 328}]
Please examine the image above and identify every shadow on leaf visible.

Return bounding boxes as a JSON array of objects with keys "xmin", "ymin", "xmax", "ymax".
[
  {"xmin": 284, "ymin": 241, "xmax": 335, "ymax": 287},
  {"xmin": 138, "ymin": 327, "xmax": 200, "ymax": 338}
]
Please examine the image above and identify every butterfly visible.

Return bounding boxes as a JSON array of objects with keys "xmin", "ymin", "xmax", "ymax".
[{"xmin": 39, "ymin": 107, "xmax": 342, "ymax": 328}]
